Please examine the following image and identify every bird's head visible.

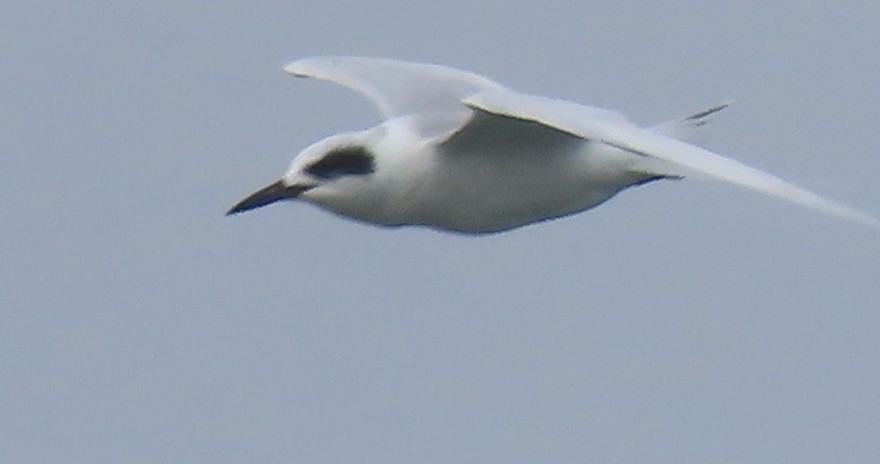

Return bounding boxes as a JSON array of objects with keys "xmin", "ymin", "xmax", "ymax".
[{"xmin": 226, "ymin": 130, "xmax": 396, "ymax": 218}]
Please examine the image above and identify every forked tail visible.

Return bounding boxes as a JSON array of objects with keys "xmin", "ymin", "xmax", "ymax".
[{"xmin": 651, "ymin": 102, "xmax": 732, "ymax": 145}]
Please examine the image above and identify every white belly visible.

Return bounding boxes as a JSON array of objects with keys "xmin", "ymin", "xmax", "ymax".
[{"xmin": 402, "ymin": 141, "xmax": 657, "ymax": 233}]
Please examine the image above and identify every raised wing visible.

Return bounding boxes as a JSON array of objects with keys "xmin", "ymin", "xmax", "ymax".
[
  {"xmin": 284, "ymin": 57, "xmax": 505, "ymax": 119},
  {"xmin": 465, "ymin": 90, "xmax": 880, "ymax": 229}
]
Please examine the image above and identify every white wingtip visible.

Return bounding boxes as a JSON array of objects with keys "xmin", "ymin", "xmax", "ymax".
[
  {"xmin": 821, "ymin": 202, "xmax": 880, "ymax": 230},
  {"xmin": 283, "ymin": 56, "xmax": 341, "ymax": 77},
  {"xmin": 282, "ymin": 59, "xmax": 308, "ymax": 77}
]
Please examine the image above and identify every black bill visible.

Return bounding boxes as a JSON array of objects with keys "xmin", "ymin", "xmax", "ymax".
[{"xmin": 226, "ymin": 180, "xmax": 312, "ymax": 216}]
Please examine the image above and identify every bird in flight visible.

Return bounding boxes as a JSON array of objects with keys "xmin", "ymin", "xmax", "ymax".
[{"xmin": 227, "ymin": 56, "xmax": 879, "ymax": 233}]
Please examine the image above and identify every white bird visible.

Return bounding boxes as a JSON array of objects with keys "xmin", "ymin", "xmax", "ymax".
[{"xmin": 227, "ymin": 56, "xmax": 879, "ymax": 233}]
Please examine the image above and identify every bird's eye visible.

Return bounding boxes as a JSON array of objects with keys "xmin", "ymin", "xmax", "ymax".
[{"xmin": 305, "ymin": 146, "xmax": 375, "ymax": 179}]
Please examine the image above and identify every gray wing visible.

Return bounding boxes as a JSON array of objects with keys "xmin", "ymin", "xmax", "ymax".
[
  {"xmin": 438, "ymin": 106, "xmax": 586, "ymax": 159},
  {"xmin": 284, "ymin": 56, "xmax": 506, "ymax": 119},
  {"xmin": 463, "ymin": 89, "xmax": 880, "ymax": 229}
]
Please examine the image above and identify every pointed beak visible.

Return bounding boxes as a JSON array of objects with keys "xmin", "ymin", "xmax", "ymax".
[{"xmin": 226, "ymin": 180, "xmax": 311, "ymax": 216}]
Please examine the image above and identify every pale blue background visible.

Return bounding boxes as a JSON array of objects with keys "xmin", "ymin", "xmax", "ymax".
[{"xmin": 3, "ymin": 1, "xmax": 879, "ymax": 462}]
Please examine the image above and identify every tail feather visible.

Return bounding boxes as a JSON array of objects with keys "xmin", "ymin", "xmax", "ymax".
[
  {"xmin": 651, "ymin": 101, "xmax": 732, "ymax": 144},
  {"xmin": 629, "ymin": 102, "xmax": 732, "ymax": 179}
]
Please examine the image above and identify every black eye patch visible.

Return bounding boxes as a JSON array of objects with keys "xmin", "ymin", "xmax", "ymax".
[{"xmin": 305, "ymin": 146, "xmax": 376, "ymax": 179}]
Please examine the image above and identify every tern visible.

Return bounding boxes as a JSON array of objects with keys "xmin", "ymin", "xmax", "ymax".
[{"xmin": 227, "ymin": 56, "xmax": 879, "ymax": 233}]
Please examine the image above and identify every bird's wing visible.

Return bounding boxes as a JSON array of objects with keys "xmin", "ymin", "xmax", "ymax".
[
  {"xmin": 284, "ymin": 57, "xmax": 506, "ymax": 119},
  {"xmin": 464, "ymin": 90, "xmax": 880, "ymax": 229}
]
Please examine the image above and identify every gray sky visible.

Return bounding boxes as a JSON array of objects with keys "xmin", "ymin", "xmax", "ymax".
[{"xmin": 3, "ymin": 1, "xmax": 879, "ymax": 462}]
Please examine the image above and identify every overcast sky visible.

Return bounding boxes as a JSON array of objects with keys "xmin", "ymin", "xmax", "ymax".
[{"xmin": 3, "ymin": 1, "xmax": 879, "ymax": 463}]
